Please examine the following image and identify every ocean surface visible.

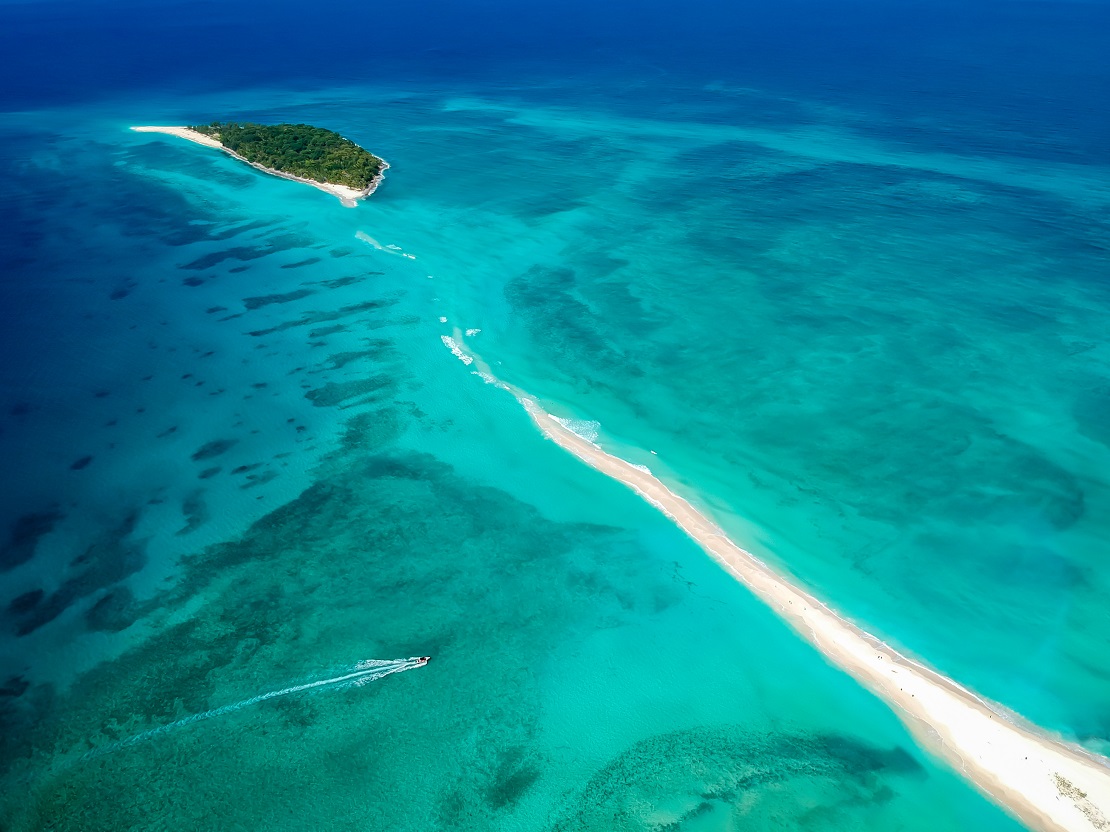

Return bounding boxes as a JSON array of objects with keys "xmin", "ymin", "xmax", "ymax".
[{"xmin": 1, "ymin": 0, "xmax": 1108, "ymax": 829}]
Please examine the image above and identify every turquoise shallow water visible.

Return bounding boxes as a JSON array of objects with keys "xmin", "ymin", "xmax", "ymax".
[
  {"xmin": 417, "ymin": 86, "xmax": 1110, "ymax": 741},
  {"xmin": 347, "ymin": 77, "xmax": 1110, "ymax": 744},
  {"xmin": 0, "ymin": 55, "xmax": 1106, "ymax": 831}
]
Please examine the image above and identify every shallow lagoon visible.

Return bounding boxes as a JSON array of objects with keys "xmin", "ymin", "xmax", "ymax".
[{"xmin": 2, "ymin": 10, "xmax": 1109, "ymax": 828}]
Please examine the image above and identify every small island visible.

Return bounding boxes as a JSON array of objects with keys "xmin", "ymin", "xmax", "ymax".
[{"xmin": 131, "ymin": 122, "xmax": 388, "ymax": 206}]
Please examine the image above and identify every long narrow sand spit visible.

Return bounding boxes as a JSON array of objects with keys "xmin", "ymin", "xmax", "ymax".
[
  {"xmin": 444, "ymin": 340, "xmax": 1110, "ymax": 832},
  {"xmin": 130, "ymin": 126, "xmax": 388, "ymax": 206}
]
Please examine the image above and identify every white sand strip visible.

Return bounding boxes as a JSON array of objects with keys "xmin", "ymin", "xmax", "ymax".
[
  {"xmin": 447, "ymin": 340, "xmax": 1110, "ymax": 832},
  {"xmin": 130, "ymin": 126, "xmax": 388, "ymax": 206},
  {"xmin": 524, "ymin": 395, "xmax": 1110, "ymax": 831}
]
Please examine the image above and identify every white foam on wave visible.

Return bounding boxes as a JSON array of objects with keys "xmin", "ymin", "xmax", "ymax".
[
  {"xmin": 465, "ymin": 328, "xmax": 482, "ymax": 337},
  {"xmin": 441, "ymin": 335, "xmax": 473, "ymax": 365},
  {"xmin": 356, "ymin": 231, "xmax": 417, "ymax": 259},
  {"xmin": 355, "ymin": 230, "xmax": 383, "ymax": 250},
  {"xmin": 549, "ymin": 415, "xmax": 601, "ymax": 445}
]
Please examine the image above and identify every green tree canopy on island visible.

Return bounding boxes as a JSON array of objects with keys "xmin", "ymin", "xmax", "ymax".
[{"xmin": 192, "ymin": 122, "xmax": 385, "ymax": 190}]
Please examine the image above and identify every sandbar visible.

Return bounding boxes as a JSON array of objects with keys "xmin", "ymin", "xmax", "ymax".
[
  {"xmin": 130, "ymin": 126, "xmax": 388, "ymax": 207},
  {"xmin": 450, "ymin": 340, "xmax": 1110, "ymax": 832}
]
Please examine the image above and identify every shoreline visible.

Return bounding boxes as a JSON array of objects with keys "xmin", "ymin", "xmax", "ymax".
[
  {"xmin": 449, "ymin": 339, "xmax": 1110, "ymax": 832},
  {"xmin": 130, "ymin": 126, "xmax": 388, "ymax": 207}
]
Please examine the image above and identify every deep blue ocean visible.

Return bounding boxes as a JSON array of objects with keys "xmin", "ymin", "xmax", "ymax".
[{"xmin": 1, "ymin": 1, "xmax": 1109, "ymax": 829}]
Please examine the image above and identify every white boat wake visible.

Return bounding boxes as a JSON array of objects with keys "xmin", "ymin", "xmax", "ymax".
[{"xmin": 82, "ymin": 656, "xmax": 430, "ymax": 762}]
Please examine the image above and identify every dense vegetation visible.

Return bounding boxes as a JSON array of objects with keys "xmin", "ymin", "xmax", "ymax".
[{"xmin": 191, "ymin": 122, "xmax": 384, "ymax": 190}]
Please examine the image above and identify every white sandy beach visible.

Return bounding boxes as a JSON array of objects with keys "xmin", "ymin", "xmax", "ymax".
[
  {"xmin": 130, "ymin": 126, "xmax": 386, "ymax": 206},
  {"xmin": 447, "ymin": 339, "xmax": 1110, "ymax": 832}
]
